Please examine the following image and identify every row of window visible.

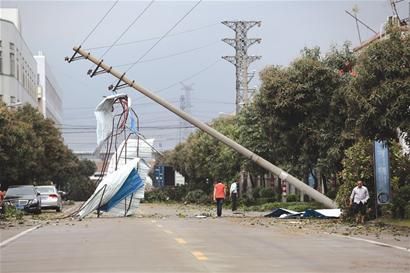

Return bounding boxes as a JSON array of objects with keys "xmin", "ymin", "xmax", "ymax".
[{"xmin": 0, "ymin": 41, "xmax": 38, "ymax": 100}]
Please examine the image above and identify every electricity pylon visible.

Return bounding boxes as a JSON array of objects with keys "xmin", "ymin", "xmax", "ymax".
[{"xmin": 222, "ymin": 21, "xmax": 261, "ymax": 113}]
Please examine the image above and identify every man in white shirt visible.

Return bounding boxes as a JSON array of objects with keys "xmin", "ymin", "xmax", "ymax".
[
  {"xmin": 350, "ymin": 180, "xmax": 370, "ymax": 224},
  {"xmin": 230, "ymin": 181, "xmax": 238, "ymax": 212}
]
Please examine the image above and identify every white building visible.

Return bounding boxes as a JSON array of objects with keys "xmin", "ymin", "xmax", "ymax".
[
  {"xmin": 0, "ymin": 8, "xmax": 62, "ymax": 125},
  {"xmin": 34, "ymin": 52, "xmax": 63, "ymax": 124},
  {"xmin": 0, "ymin": 8, "xmax": 39, "ymax": 108}
]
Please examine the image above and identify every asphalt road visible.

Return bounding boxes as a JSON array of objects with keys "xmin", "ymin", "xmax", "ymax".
[{"xmin": 1, "ymin": 205, "xmax": 409, "ymax": 273}]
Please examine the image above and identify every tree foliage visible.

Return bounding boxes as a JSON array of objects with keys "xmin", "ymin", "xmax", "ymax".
[
  {"xmin": 345, "ymin": 29, "xmax": 410, "ymax": 145},
  {"xmin": 162, "ymin": 116, "xmax": 241, "ymax": 193},
  {"xmin": 162, "ymin": 29, "xmax": 410, "ymax": 217},
  {"xmin": 0, "ymin": 103, "xmax": 96, "ymax": 199}
]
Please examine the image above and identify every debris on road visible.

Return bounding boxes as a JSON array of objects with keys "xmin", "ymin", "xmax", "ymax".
[{"xmin": 265, "ymin": 208, "xmax": 341, "ymax": 219}]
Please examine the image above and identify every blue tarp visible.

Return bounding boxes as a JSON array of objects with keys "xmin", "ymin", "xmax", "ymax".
[{"xmin": 100, "ymin": 168, "xmax": 144, "ymax": 212}]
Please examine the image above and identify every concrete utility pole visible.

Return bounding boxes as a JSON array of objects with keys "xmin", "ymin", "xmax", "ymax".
[
  {"xmin": 65, "ymin": 47, "xmax": 337, "ymax": 209},
  {"xmin": 222, "ymin": 21, "xmax": 261, "ymax": 113}
]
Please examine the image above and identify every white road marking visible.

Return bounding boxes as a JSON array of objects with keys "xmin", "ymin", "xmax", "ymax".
[
  {"xmin": 0, "ymin": 225, "xmax": 42, "ymax": 248},
  {"xmin": 332, "ymin": 233, "xmax": 410, "ymax": 252}
]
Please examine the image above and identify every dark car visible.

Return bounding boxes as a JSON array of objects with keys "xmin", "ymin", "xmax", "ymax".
[{"xmin": 3, "ymin": 185, "xmax": 42, "ymax": 214}]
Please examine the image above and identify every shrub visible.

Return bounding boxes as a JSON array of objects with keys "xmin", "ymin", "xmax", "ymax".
[
  {"xmin": 335, "ymin": 139, "xmax": 375, "ymax": 218},
  {"xmin": 67, "ymin": 178, "xmax": 96, "ymax": 201},
  {"xmin": 259, "ymin": 187, "xmax": 275, "ymax": 198},
  {"xmin": 239, "ymin": 195, "xmax": 256, "ymax": 207},
  {"xmin": 251, "ymin": 187, "xmax": 261, "ymax": 199},
  {"xmin": 255, "ymin": 197, "xmax": 276, "ymax": 205},
  {"xmin": 144, "ymin": 189, "xmax": 169, "ymax": 202},
  {"xmin": 392, "ymin": 185, "xmax": 410, "ymax": 219},
  {"xmin": 1, "ymin": 205, "xmax": 24, "ymax": 221},
  {"xmin": 286, "ymin": 194, "xmax": 298, "ymax": 202},
  {"xmin": 184, "ymin": 189, "xmax": 209, "ymax": 204}
]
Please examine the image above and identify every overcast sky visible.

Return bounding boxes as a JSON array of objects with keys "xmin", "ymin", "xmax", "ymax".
[{"xmin": 2, "ymin": 0, "xmax": 408, "ymax": 152}]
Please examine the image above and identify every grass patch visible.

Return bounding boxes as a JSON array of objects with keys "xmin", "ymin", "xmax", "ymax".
[
  {"xmin": 0, "ymin": 206, "xmax": 24, "ymax": 221},
  {"xmin": 377, "ymin": 218, "xmax": 410, "ymax": 228}
]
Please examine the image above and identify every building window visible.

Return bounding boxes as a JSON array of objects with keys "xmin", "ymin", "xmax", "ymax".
[
  {"xmin": 0, "ymin": 40, "xmax": 2, "ymax": 47},
  {"xmin": 0, "ymin": 51, "xmax": 2, "ymax": 74},
  {"xmin": 16, "ymin": 49, "xmax": 19, "ymax": 81},
  {"xmin": 10, "ymin": 53, "xmax": 15, "ymax": 76},
  {"xmin": 16, "ymin": 58, "xmax": 19, "ymax": 81},
  {"xmin": 9, "ymin": 43, "xmax": 14, "ymax": 51}
]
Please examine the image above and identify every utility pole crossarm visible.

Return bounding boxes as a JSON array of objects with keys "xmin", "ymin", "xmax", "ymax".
[{"xmin": 65, "ymin": 47, "xmax": 337, "ymax": 209}]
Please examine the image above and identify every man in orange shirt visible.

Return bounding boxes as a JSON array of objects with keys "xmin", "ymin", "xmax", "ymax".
[{"xmin": 213, "ymin": 180, "xmax": 226, "ymax": 217}]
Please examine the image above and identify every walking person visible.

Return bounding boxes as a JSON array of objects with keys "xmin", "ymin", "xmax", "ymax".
[
  {"xmin": 213, "ymin": 180, "xmax": 226, "ymax": 217},
  {"xmin": 350, "ymin": 180, "xmax": 370, "ymax": 224},
  {"xmin": 230, "ymin": 181, "xmax": 238, "ymax": 212}
]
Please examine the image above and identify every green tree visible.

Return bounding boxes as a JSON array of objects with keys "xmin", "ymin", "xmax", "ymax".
[
  {"xmin": 162, "ymin": 116, "xmax": 242, "ymax": 193},
  {"xmin": 345, "ymin": 29, "xmax": 410, "ymax": 145},
  {"xmin": 249, "ymin": 48, "xmax": 348, "ymax": 191},
  {"xmin": 0, "ymin": 103, "xmax": 96, "ymax": 197}
]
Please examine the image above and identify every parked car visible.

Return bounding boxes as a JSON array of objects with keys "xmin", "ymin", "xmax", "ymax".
[
  {"xmin": 3, "ymin": 185, "xmax": 42, "ymax": 213},
  {"xmin": 35, "ymin": 185, "xmax": 62, "ymax": 212}
]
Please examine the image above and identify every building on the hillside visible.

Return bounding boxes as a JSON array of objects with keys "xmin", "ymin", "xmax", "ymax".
[
  {"xmin": 0, "ymin": 8, "xmax": 39, "ymax": 108},
  {"xmin": 0, "ymin": 8, "xmax": 63, "ymax": 125},
  {"xmin": 34, "ymin": 52, "xmax": 63, "ymax": 124}
]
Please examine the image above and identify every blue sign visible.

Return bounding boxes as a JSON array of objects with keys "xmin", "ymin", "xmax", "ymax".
[
  {"xmin": 154, "ymin": 165, "xmax": 165, "ymax": 188},
  {"xmin": 374, "ymin": 141, "xmax": 390, "ymax": 204}
]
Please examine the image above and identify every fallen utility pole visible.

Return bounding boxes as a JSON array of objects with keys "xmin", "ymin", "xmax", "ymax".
[{"xmin": 66, "ymin": 46, "xmax": 337, "ymax": 209}]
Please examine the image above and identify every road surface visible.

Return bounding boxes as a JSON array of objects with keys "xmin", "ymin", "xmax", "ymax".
[{"xmin": 1, "ymin": 204, "xmax": 409, "ymax": 273}]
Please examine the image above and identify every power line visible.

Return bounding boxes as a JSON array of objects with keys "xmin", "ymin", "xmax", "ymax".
[
  {"xmin": 79, "ymin": 0, "xmax": 120, "ymax": 46},
  {"xmin": 112, "ymin": 41, "xmax": 218, "ymax": 68},
  {"xmin": 85, "ymin": 23, "xmax": 218, "ymax": 50},
  {"xmin": 98, "ymin": 0, "xmax": 155, "ymax": 60},
  {"xmin": 124, "ymin": 0, "xmax": 203, "ymax": 74},
  {"xmin": 138, "ymin": 59, "xmax": 220, "ymax": 99}
]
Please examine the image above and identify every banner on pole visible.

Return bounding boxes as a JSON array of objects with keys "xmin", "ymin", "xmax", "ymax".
[{"xmin": 373, "ymin": 140, "xmax": 390, "ymax": 204}]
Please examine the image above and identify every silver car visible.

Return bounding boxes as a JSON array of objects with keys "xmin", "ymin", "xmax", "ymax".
[{"xmin": 35, "ymin": 185, "xmax": 62, "ymax": 212}]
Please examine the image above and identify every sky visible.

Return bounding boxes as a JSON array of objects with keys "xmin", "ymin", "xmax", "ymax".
[{"xmin": 2, "ymin": 0, "xmax": 408, "ymax": 152}]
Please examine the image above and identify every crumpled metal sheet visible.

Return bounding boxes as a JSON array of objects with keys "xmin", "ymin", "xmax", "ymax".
[{"xmin": 95, "ymin": 93, "xmax": 130, "ymax": 146}]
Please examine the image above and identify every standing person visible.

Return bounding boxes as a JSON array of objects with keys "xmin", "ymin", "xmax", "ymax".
[
  {"xmin": 230, "ymin": 181, "xmax": 238, "ymax": 212},
  {"xmin": 213, "ymin": 180, "xmax": 226, "ymax": 217},
  {"xmin": 350, "ymin": 180, "xmax": 370, "ymax": 224}
]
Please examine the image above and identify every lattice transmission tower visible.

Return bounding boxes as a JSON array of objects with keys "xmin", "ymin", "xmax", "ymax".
[
  {"xmin": 178, "ymin": 82, "xmax": 193, "ymax": 143},
  {"xmin": 222, "ymin": 21, "xmax": 261, "ymax": 113}
]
